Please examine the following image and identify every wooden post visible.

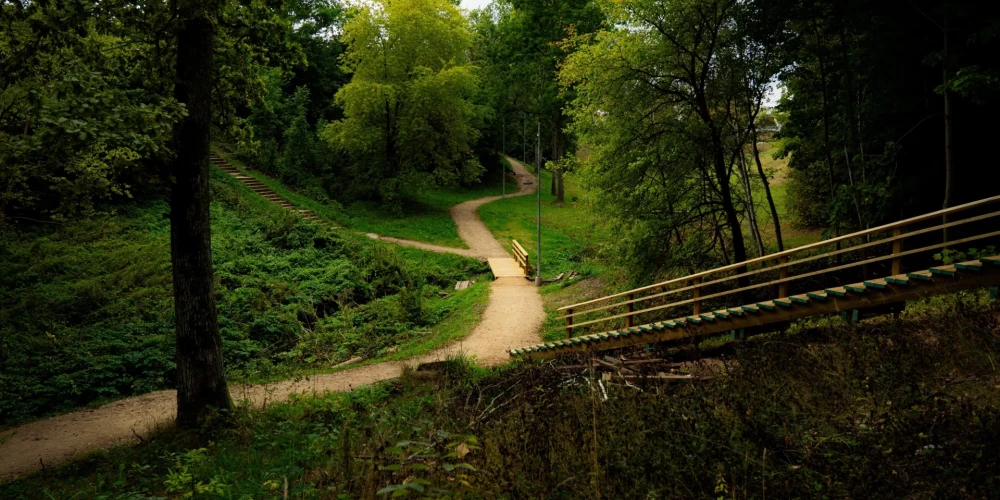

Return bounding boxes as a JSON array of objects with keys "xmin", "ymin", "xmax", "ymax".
[
  {"xmin": 692, "ymin": 278, "xmax": 701, "ymax": 315},
  {"xmin": 891, "ymin": 227, "xmax": 904, "ymax": 275},
  {"xmin": 778, "ymin": 255, "xmax": 789, "ymax": 298},
  {"xmin": 626, "ymin": 294, "xmax": 635, "ymax": 328},
  {"xmin": 565, "ymin": 308, "xmax": 574, "ymax": 339}
]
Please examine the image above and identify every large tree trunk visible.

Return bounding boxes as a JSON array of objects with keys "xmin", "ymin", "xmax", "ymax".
[
  {"xmin": 171, "ymin": 0, "xmax": 231, "ymax": 428},
  {"xmin": 750, "ymin": 125, "xmax": 783, "ymax": 251}
]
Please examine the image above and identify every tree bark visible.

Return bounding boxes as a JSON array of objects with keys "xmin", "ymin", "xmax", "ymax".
[
  {"xmin": 171, "ymin": 0, "xmax": 231, "ymax": 428},
  {"xmin": 942, "ymin": 15, "xmax": 953, "ymax": 244},
  {"xmin": 750, "ymin": 125, "xmax": 783, "ymax": 251},
  {"xmin": 738, "ymin": 151, "xmax": 765, "ymax": 256},
  {"xmin": 710, "ymin": 126, "xmax": 750, "ymax": 288}
]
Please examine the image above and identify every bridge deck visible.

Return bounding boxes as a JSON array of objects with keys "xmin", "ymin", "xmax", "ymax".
[{"xmin": 489, "ymin": 257, "xmax": 526, "ymax": 278}]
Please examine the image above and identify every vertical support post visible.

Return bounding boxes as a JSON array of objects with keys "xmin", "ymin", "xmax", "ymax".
[
  {"xmin": 502, "ymin": 117, "xmax": 505, "ymax": 199},
  {"xmin": 692, "ymin": 277, "xmax": 701, "ymax": 315},
  {"xmin": 534, "ymin": 120, "xmax": 542, "ymax": 287},
  {"xmin": 891, "ymin": 227, "xmax": 904, "ymax": 275},
  {"xmin": 565, "ymin": 308, "xmax": 574, "ymax": 339},
  {"xmin": 626, "ymin": 294, "xmax": 635, "ymax": 328},
  {"xmin": 778, "ymin": 255, "xmax": 789, "ymax": 298}
]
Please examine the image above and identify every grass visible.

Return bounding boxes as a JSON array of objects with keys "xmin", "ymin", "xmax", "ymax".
[
  {"xmin": 747, "ymin": 142, "xmax": 824, "ymax": 252},
  {"xmin": 478, "ymin": 163, "xmax": 608, "ymax": 280},
  {"xmin": 0, "ymin": 167, "xmax": 493, "ymax": 427},
  {"xmin": 214, "ymin": 148, "xmax": 507, "ymax": 248},
  {"xmin": 7, "ymin": 293, "xmax": 1000, "ymax": 498}
]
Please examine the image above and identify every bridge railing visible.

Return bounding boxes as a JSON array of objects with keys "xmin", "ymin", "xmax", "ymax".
[
  {"xmin": 512, "ymin": 239, "xmax": 534, "ymax": 276},
  {"xmin": 559, "ymin": 195, "xmax": 1000, "ymax": 338}
]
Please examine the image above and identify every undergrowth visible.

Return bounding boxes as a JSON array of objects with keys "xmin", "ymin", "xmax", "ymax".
[
  {"xmin": 0, "ymin": 168, "xmax": 490, "ymax": 427},
  {"xmin": 5, "ymin": 293, "xmax": 999, "ymax": 498}
]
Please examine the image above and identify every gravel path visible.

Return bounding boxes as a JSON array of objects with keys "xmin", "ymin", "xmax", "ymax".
[{"xmin": 0, "ymin": 157, "xmax": 544, "ymax": 481}]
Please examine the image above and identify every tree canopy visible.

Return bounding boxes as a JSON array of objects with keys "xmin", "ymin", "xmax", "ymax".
[{"xmin": 322, "ymin": 0, "xmax": 485, "ymax": 206}]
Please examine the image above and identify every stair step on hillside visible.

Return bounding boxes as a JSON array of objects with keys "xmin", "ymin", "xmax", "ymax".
[
  {"xmin": 955, "ymin": 261, "xmax": 982, "ymax": 272},
  {"xmin": 930, "ymin": 265, "xmax": 957, "ymax": 277},
  {"xmin": 885, "ymin": 275, "xmax": 910, "ymax": 285},
  {"xmin": 790, "ymin": 294, "xmax": 810, "ymax": 304},
  {"xmin": 863, "ymin": 279, "xmax": 888, "ymax": 289}
]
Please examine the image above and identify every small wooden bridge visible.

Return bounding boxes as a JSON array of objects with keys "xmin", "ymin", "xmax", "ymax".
[{"xmin": 510, "ymin": 196, "xmax": 1000, "ymax": 359}]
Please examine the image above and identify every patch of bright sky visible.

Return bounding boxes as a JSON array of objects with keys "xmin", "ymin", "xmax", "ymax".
[{"xmin": 461, "ymin": 0, "xmax": 492, "ymax": 11}]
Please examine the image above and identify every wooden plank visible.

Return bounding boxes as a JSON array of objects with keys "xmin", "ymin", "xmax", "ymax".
[
  {"xmin": 864, "ymin": 278, "xmax": 888, "ymax": 289},
  {"xmin": 955, "ymin": 261, "xmax": 982, "ymax": 272},
  {"xmin": 930, "ymin": 265, "xmax": 957, "ymax": 277},
  {"xmin": 845, "ymin": 283, "xmax": 867, "ymax": 293},
  {"xmin": 907, "ymin": 270, "xmax": 933, "ymax": 281},
  {"xmin": 790, "ymin": 295, "xmax": 810, "ymax": 304},
  {"xmin": 806, "ymin": 291, "xmax": 828, "ymax": 300},
  {"xmin": 727, "ymin": 308, "xmax": 745, "ymax": 317},
  {"xmin": 757, "ymin": 302, "xmax": 776, "ymax": 311},
  {"xmin": 885, "ymin": 275, "xmax": 910, "ymax": 285}
]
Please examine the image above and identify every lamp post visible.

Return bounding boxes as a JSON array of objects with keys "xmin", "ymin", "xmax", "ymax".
[
  {"xmin": 535, "ymin": 120, "xmax": 542, "ymax": 287},
  {"xmin": 502, "ymin": 116, "xmax": 505, "ymax": 199}
]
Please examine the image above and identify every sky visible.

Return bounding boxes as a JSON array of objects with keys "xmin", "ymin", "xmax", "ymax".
[{"xmin": 461, "ymin": 0, "xmax": 491, "ymax": 11}]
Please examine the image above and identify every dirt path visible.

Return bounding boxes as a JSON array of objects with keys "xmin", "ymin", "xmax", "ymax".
[
  {"xmin": 365, "ymin": 158, "xmax": 537, "ymax": 259},
  {"xmin": 0, "ymin": 157, "xmax": 544, "ymax": 482}
]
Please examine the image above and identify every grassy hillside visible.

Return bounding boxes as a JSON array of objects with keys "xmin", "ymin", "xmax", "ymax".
[
  {"xmin": 5, "ymin": 293, "xmax": 998, "ymax": 498},
  {"xmin": 0, "ymin": 168, "xmax": 491, "ymax": 427},
  {"xmin": 215, "ymin": 149, "xmax": 507, "ymax": 249}
]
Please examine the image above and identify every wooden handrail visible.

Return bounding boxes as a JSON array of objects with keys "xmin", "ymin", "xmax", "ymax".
[
  {"xmin": 560, "ymin": 195, "xmax": 1000, "ymax": 337},
  {"xmin": 558, "ymin": 194, "xmax": 1000, "ymax": 312},
  {"xmin": 565, "ymin": 209, "xmax": 1000, "ymax": 319},
  {"xmin": 564, "ymin": 228, "xmax": 1000, "ymax": 331}
]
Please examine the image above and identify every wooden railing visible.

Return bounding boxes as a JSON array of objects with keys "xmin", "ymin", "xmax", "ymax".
[
  {"xmin": 560, "ymin": 195, "xmax": 1000, "ymax": 338},
  {"xmin": 512, "ymin": 239, "xmax": 534, "ymax": 276}
]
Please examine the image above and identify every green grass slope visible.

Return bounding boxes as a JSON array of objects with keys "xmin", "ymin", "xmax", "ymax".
[{"xmin": 0, "ymin": 168, "xmax": 491, "ymax": 427}]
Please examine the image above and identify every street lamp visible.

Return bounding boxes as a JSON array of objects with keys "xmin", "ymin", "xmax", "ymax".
[{"xmin": 535, "ymin": 120, "xmax": 542, "ymax": 287}]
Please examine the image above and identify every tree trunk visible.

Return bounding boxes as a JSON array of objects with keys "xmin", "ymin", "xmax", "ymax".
[
  {"xmin": 942, "ymin": 15, "xmax": 953, "ymax": 244},
  {"xmin": 750, "ymin": 125, "xmax": 783, "ymax": 251},
  {"xmin": 171, "ymin": 0, "xmax": 231, "ymax": 428},
  {"xmin": 711, "ymin": 127, "xmax": 750, "ymax": 288},
  {"xmin": 738, "ymin": 151, "xmax": 765, "ymax": 257}
]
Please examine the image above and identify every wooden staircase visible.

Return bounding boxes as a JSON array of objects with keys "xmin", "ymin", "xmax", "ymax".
[
  {"xmin": 510, "ymin": 195, "xmax": 1000, "ymax": 360},
  {"xmin": 210, "ymin": 153, "xmax": 328, "ymax": 226},
  {"xmin": 509, "ymin": 257, "xmax": 1000, "ymax": 359}
]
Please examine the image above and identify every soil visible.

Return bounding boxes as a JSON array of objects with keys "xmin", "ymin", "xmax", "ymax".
[{"xmin": 0, "ymin": 157, "xmax": 544, "ymax": 481}]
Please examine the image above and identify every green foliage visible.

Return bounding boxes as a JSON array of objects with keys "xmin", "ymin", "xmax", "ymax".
[
  {"xmin": 0, "ymin": 172, "xmax": 490, "ymax": 426},
  {"xmin": 7, "ymin": 298, "xmax": 1000, "ymax": 498},
  {"xmin": 323, "ymin": 0, "xmax": 485, "ymax": 207},
  {"xmin": 777, "ymin": 0, "xmax": 1000, "ymax": 230}
]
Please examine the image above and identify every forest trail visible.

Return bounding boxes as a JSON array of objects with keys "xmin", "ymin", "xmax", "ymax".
[
  {"xmin": 0, "ymin": 158, "xmax": 544, "ymax": 481},
  {"xmin": 365, "ymin": 157, "xmax": 537, "ymax": 262}
]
